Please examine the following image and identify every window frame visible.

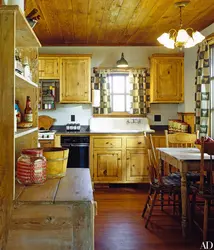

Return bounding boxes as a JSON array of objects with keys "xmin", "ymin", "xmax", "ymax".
[{"xmin": 93, "ymin": 72, "xmax": 145, "ymax": 117}]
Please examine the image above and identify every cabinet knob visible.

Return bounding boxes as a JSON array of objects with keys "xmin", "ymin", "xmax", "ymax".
[
  {"xmin": 118, "ymin": 158, "xmax": 121, "ymax": 160},
  {"xmin": 138, "ymin": 141, "xmax": 142, "ymax": 144},
  {"xmin": 77, "ymin": 82, "xmax": 80, "ymax": 85}
]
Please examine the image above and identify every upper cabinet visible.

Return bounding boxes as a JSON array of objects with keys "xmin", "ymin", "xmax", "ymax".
[
  {"xmin": 39, "ymin": 57, "xmax": 60, "ymax": 79},
  {"xmin": 60, "ymin": 56, "xmax": 91, "ymax": 103},
  {"xmin": 150, "ymin": 54, "xmax": 184, "ymax": 103}
]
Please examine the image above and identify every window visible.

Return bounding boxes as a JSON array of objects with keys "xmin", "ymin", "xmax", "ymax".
[
  {"xmin": 108, "ymin": 73, "xmax": 130, "ymax": 112},
  {"xmin": 211, "ymin": 45, "xmax": 214, "ymax": 137}
]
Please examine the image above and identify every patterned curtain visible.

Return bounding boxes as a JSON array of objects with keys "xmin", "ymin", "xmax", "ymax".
[
  {"xmin": 92, "ymin": 68, "xmax": 111, "ymax": 114},
  {"xmin": 195, "ymin": 41, "xmax": 210, "ymax": 137},
  {"xmin": 129, "ymin": 69, "xmax": 150, "ymax": 115}
]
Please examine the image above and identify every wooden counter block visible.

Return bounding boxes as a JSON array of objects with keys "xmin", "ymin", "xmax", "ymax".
[{"xmin": 7, "ymin": 169, "xmax": 95, "ymax": 250}]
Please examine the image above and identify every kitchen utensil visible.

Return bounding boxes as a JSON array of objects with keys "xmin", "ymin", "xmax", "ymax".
[{"xmin": 38, "ymin": 115, "xmax": 56, "ymax": 130}]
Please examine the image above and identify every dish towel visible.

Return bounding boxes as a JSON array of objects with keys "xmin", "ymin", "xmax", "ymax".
[{"xmin": 92, "ymin": 89, "xmax": 100, "ymax": 107}]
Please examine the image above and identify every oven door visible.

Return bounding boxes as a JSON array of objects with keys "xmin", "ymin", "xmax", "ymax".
[{"xmin": 63, "ymin": 143, "xmax": 89, "ymax": 168}]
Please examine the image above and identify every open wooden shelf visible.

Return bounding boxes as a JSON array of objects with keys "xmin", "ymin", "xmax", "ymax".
[
  {"xmin": 15, "ymin": 127, "xmax": 38, "ymax": 139},
  {"xmin": 0, "ymin": 5, "xmax": 41, "ymax": 48},
  {"xmin": 15, "ymin": 72, "xmax": 38, "ymax": 88}
]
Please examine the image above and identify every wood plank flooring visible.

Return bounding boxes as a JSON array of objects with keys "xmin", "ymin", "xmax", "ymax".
[{"xmin": 94, "ymin": 186, "xmax": 207, "ymax": 250}]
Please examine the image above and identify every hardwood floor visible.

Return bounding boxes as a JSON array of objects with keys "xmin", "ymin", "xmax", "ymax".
[{"xmin": 94, "ymin": 186, "xmax": 206, "ymax": 250}]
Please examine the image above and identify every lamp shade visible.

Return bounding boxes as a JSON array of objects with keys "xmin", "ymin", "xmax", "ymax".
[
  {"xmin": 192, "ymin": 31, "xmax": 205, "ymax": 44},
  {"xmin": 157, "ymin": 33, "xmax": 170, "ymax": 45},
  {"xmin": 176, "ymin": 29, "xmax": 190, "ymax": 43},
  {"xmin": 116, "ymin": 53, "xmax": 128, "ymax": 67}
]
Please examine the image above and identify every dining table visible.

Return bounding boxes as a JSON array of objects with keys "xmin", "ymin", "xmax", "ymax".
[{"xmin": 157, "ymin": 147, "xmax": 212, "ymax": 239}]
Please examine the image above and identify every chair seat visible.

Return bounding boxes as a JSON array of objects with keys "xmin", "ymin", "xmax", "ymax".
[
  {"xmin": 152, "ymin": 176, "xmax": 181, "ymax": 189},
  {"xmin": 191, "ymin": 184, "xmax": 214, "ymax": 199},
  {"xmin": 170, "ymin": 172, "xmax": 201, "ymax": 182}
]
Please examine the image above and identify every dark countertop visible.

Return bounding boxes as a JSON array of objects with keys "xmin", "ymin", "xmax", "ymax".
[{"xmin": 51, "ymin": 125, "xmax": 167, "ymax": 136}]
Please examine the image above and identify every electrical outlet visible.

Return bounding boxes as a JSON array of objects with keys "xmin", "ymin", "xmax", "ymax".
[
  {"xmin": 71, "ymin": 115, "xmax": 75, "ymax": 122},
  {"xmin": 154, "ymin": 115, "xmax": 161, "ymax": 122}
]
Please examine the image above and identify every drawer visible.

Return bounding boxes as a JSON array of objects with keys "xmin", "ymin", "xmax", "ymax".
[
  {"xmin": 126, "ymin": 137, "xmax": 146, "ymax": 148},
  {"xmin": 39, "ymin": 140, "xmax": 54, "ymax": 148},
  {"xmin": 93, "ymin": 138, "xmax": 122, "ymax": 148}
]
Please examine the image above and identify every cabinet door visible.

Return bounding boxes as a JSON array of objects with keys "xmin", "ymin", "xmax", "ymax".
[
  {"xmin": 150, "ymin": 56, "xmax": 184, "ymax": 103},
  {"xmin": 126, "ymin": 149, "xmax": 149, "ymax": 182},
  {"xmin": 39, "ymin": 140, "xmax": 54, "ymax": 148},
  {"xmin": 39, "ymin": 57, "xmax": 59, "ymax": 79},
  {"xmin": 60, "ymin": 57, "xmax": 91, "ymax": 103},
  {"xmin": 93, "ymin": 150, "xmax": 122, "ymax": 182}
]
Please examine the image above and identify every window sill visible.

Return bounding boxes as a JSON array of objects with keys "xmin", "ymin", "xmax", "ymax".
[{"xmin": 93, "ymin": 112, "xmax": 146, "ymax": 118}]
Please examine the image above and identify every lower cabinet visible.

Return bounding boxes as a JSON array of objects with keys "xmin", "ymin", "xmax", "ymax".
[
  {"xmin": 126, "ymin": 149, "xmax": 149, "ymax": 182},
  {"xmin": 90, "ymin": 135, "xmax": 149, "ymax": 183},
  {"xmin": 93, "ymin": 150, "xmax": 122, "ymax": 182}
]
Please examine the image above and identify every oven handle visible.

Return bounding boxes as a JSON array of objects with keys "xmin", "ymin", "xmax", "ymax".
[{"xmin": 61, "ymin": 143, "xmax": 89, "ymax": 147}]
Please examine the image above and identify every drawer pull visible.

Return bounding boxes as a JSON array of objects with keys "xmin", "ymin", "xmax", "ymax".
[
  {"xmin": 138, "ymin": 142, "xmax": 142, "ymax": 144},
  {"xmin": 118, "ymin": 158, "xmax": 121, "ymax": 160},
  {"xmin": 106, "ymin": 142, "xmax": 109, "ymax": 144}
]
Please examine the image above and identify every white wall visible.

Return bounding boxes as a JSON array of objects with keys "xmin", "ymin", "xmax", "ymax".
[
  {"xmin": 178, "ymin": 22, "xmax": 214, "ymax": 112},
  {"xmin": 39, "ymin": 46, "xmax": 181, "ymax": 125}
]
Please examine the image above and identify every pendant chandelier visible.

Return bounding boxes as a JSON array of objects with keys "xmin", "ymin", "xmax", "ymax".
[
  {"xmin": 157, "ymin": 1, "xmax": 205, "ymax": 49},
  {"xmin": 116, "ymin": 53, "xmax": 128, "ymax": 67}
]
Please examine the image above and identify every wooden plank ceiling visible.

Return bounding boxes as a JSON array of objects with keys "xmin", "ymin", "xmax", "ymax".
[{"xmin": 25, "ymin": 0, "xmax": 214, "ymax": 46}]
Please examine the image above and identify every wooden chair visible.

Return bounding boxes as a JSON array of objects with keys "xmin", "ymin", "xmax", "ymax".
[
  {"xmin": 165, "ymin": 130, "xmax": 200, "ymax": 182},
  {"xmin": 190, "ymin": 137, "xmax": 214, "ymax": 241},
  {"xmin": 142, "ymin": 135, "xmax": 181, "ymax": 228},
  {"xmin": 165, "ymin": 130, "xmax": 196, "ymax": 148},
  {"xmin": 149, "ymin": 134, "xmax": 182, "ymax": 214}
]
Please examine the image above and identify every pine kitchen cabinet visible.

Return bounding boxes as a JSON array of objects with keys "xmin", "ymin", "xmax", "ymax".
[
  {"xmin": 60, "ymin": 56, "xmax": 91, "ymax": 103},
  {"xmin": 93, "ymin": 150, "xmax": 122, "ymax": 182},
  {"xmin": 150, "ymin": 54, "xmax": 184, "ymax": 103},
  {"xmin": 39, "ymin": 57, "xmax": 60, "ymax": 79},
  {"xmin": 90, "ymin": 135, "xmax": 149, "ymax": 183}
]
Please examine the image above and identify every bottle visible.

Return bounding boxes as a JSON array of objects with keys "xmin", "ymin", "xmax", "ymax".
[
  {"xmin": 15, "ymin": 100, "xmax": 21, "ymax": 123},
  {"xmin": 24, "ymin": 96, "xmax": 33, "ymax": 123},
  {"xmin": 15, "ymin": 49, "xmax": 23, "ymax": 74},
  {"xmin": 23, "ymin": 56, "xmax": 32, "ymax": 80}
]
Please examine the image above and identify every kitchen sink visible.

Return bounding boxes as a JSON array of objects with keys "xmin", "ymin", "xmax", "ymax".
[{"xmin": 89, "ymin": 117, "xmax": 154, "ymax": 134}]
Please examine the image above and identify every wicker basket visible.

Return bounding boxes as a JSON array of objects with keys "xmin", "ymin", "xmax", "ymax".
[{"xmin": 43, "ymin": 147, "xmax": 68, "ymax": 179}]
